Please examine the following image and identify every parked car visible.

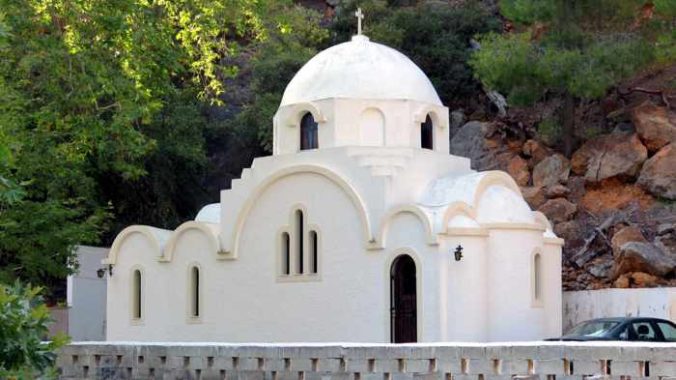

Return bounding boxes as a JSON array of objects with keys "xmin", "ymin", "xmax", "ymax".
[{"xmin": 547, "ymin": 317, "xmax": 676, "ymax": 342}]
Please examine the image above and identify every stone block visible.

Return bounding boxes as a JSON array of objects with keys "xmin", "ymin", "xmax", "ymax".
[
  {"xmin": 460, "ymin": 346, "xmax": 486, "ymax": 359},
  {"xmin": 343, "ymin": 359, "xmax": 368, "ymax": 372},
  {"xmin": 608, "ymin": 360, "xmax": 640, "ymax": 376},
  {"xmin": 377, "ymin": 359, "xmax": 403, "ymax": 373},
  {"xmin": 318, "ymin": 359, "xmax": 343, "ymax": 372},
  {"xmin": 503, "ymin": 359, "xmax": 531, "ymax": 375},
  {"xmin": 651, "ymin": 360, "xmax": 676, "ymax": 377},
  {"xmin": 291, "ymin": 358, "xmax": 316, "ymax": 371},
  {"xmin": 467, "ymin": 359, "xmax": 493, "ymax": 374},
  {"xmin": 265, "ymin": 358, "xmax": 287, "ymax": 371},
  {"xmin": 534, "ymin": 359, "xmax": 565, "ymax": 375},
  {"xmin": 536, "ymin": 345, "xmax": 564, "ymax": 361},
  {"xmin": 570, "ymin": 359, "xmax": 602, "ymax": 375},
  {"xmin": 404, "ymin": 359, "xmax": 431, "ymax": 374},
  {"xmin": 436, "ymin": 358, "xmax": 461, "ymax": 374}
]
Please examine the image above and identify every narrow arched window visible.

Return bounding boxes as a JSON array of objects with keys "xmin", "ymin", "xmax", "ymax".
[
  {"xmin": 132, "ymin": 269, "xmax": 142, "ymax": 320},
  {"xmin": 421, "ymin": 115, "xmax": 434, "ymax": 150},
  {"xmin": 190, "ymin": 266, "xmax": 200, "ymax": 318},
  {"xmin": 300, "ymin": 113, "xmax": 318, "ymax": 150},
  {"xmin": 310, "ymin": 230, "xmax": 318, "ymax": 274},
  {"xmin": 296, "ymin": 210, "xmax": 304, "ymax": 274},
  {"xmin": 282, "ymin": 232, "xmax": 290, "ymax": 275},
  {"xmin": 534, "ymin": 254, "xmax": 542, "ymax": 301}
]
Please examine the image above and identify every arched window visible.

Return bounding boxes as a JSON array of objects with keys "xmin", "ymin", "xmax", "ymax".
[
  {"xmin": 421, "ymin": 115, "xmax": 434, "ymax": 150},
  {"xmin": 281, "ymin": 232, "xmax": 290, "ymax": 275},
  {"xmin": 296, "ymin": 210, "xmax": 304, "ymax": 274},
  {"xmin": 300, "ymin": 112, "xmax": 318, "ymax": 150},
  {"xmin": 310, "ymin": 230, "xmax": 318, "ymax": 274},
  {"xmin": 534, "ymin": 254, "xmax": 542, "ymax": 301},
  {"xmin": 132, "ymin": 269, "xmax": 142, "ymax": 320},
  {"xmin": 190, "ymin": 266, "xmax": 200, "ymax": 318}
]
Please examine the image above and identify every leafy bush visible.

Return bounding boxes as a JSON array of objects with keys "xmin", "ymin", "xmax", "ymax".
[{"xmin": 0, "ymin": 282, "xmax": 68, "ymax": 379}]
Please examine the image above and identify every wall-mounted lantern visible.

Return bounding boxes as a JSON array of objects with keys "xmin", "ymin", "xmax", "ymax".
[
  {"xmin": 96, "ymin": 264, "xmax": 113, "ymax": 278},
  {"xmin": 454, "ymin": 245, "xmax": 463, "ymax": 262}
]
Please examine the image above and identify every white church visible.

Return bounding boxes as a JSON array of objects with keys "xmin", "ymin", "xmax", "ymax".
[{"xmin": 104, "ymin": 28, "xmax": 563, "ymax": 343}]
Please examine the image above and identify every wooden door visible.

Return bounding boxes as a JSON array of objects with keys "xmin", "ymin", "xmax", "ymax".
[{"xmin": 390, "ymin": 255, "xmax": 417, "ymax": 343}]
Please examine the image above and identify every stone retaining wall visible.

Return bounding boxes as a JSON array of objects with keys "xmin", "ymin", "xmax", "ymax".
[{"xmin": 57, "ymin": 342, "xmax": 676, "ymax": 380}]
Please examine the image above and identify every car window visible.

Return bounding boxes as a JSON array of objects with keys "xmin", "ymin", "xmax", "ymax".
[
  {"xmin": 567, "ymin": 321, "xmax": 619, "ymax": 337},
  {"xmin": 657, "ymin": 322, "xmax": 676, "ymax": 342},
  {"xmin": 632, "ymin": 322, "xmax": 658, "ymax": 341}
]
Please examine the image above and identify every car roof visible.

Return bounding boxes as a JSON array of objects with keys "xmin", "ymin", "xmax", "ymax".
[{"xmin": 582, "ymin": 317, "xmax": 673, "ymax": 323}]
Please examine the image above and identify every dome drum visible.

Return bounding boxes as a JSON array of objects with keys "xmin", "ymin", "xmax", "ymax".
[{"xmin": 273, "ymin": 35, "xmax": 449, "ymax": 155}]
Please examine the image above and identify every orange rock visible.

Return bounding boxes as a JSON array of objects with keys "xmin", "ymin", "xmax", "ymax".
[
  {"xmin": 580, "ymin": 178, "xmax": 653, "ymax": 215},
  {"xmin": 637, "ymin": 144, "xmax": 676, "ymax": 200},
  {"xmin": 610, "ymin": 226, "xmax": 647, "ymax": 257},
  {"xmin": 522, "ymin": 139, "xmax": 550, "ymax": 165},
  {"xmin": 507, "ymin": 155, "xmax": 530, "ymax": 186},
  {"xmin": 631, "ymin": 101, "xmax": 676, "ymax": 153},
  {"xmin": 521, "ymin": 186, "xmax": 546, "ymax": 209},
  {"xmin": 571, "ymin": 133, "xmax": 647, "ymax": 181},
  {"xmin": 630, "ymin": 272, "xmax": 660, "ymax": 287},
  {"xmin": 533, "ymin": 154, "xmax": 570, "ymax": 187},
  {"xmin": 614, "ymin": 274, "xmax": 630, "ymax": 288},
  {"xmin": 538, "ymin": 198, "xmax": 577, "ymax": 223}
]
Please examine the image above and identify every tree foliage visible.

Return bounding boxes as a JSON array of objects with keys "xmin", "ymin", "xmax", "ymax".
[
  {"xmin": 470, "ymin": 0, "xmax": 675, "ymax": 152},
  {"xmin": 0, "ymin": 281, "xmax": 68, "ymax": 379},
  {"xmin": 0, "ymin": 0, "xmax": 296, "ymax": 294}
]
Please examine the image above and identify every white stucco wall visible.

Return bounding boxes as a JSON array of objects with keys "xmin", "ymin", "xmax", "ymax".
[
  {"xmin": 68, "ymin": 245, "xmax": 108, "ymax": 341},
  {"xmin": 563, "ymin": 287, "xmax": 676, "ymax": 332}
]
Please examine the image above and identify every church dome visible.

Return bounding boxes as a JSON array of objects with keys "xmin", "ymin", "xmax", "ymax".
[{"xmin": 280, "ymin": 35, "xmax": 442, "ymax": 107}]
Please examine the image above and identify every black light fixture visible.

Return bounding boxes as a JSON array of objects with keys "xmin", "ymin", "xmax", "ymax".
[
  {"xmin": 96, "ymin": 264, "xmax": 113, "ymax": 278},
  {"xmin": 454, "ymin": 245, "xmax": 463, "ymax": 262}
]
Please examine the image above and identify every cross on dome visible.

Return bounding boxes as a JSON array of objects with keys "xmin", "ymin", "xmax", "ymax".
[{"xmin": 355, "ymin": 8, "xmax": 364, "ymax": 35}]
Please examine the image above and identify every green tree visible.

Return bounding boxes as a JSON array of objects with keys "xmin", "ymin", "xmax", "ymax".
[
  {"xmin": 226, "ymin": 4, "xmax": 330, "ymax": 153},
  {"xmin": 471, "ymin": 0, "xmax": 675, "ymax": 154},
  {"xmin": 0, "ymin": 0, "xmax": 288, "ymax": 294},
  {"xmin": 0, "ymin": 282, "xmax": 68, "ymax": 379}
]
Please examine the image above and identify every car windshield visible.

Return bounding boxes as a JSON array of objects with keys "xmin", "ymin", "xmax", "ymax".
[{"xmin": 566, "ymin": 321, "xmax": 620, "ymax": 337}]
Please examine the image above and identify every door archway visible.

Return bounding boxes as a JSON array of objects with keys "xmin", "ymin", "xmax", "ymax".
[{"xmin": 390, "ymin": 254, "xmax": 417, "ymax": 343}]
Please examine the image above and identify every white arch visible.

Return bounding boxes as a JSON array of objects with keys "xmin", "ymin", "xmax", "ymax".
[
  {"xmin": 105, "ymin": 225, "xmax": 165, "ymax": 265},
  {"xmin": 161, "ymin": 221, "xmax": 220, "ymax": 262},
  {"xmin": 223, "ymin": 165, "xmax": 374, "ymax": 258},
  {"xmin": 377, "ymin": 204, "xmax": 437, "ymax": 248},
  {"xmin": 285, "ymin": 102, "xmax": 326, "ymax": 127}
]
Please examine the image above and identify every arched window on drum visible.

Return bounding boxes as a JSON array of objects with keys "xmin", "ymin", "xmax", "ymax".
[{"xmin": 300, "ymin": 112, "xmax": 318, "ymax": 150}]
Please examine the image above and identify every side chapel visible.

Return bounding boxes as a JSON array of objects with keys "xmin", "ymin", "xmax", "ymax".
[{"xmin": 104, "ymin": 23, "xmax": 563, "ymax": 342}]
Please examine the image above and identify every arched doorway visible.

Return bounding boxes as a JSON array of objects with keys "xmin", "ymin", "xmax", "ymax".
[{"xmin": 390, "ymin": 254, "xmax": 417, "ymax": 343}]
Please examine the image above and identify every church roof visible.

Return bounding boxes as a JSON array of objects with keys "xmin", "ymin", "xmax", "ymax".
[{"xmin": 279, "ymin": 35, "xmax": 442, "ymax": 107}]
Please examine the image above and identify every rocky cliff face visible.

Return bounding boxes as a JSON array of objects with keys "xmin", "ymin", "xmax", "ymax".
[{"xmin": 451, "ymin": 96, "xmax": 676, "ymax": 290}]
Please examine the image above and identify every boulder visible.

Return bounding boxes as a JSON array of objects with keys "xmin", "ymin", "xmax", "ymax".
[
  {"xmin": 545, "ymin": 184, "xmax": 570, "ymax": 199},
  {"xmin": 450, "ymin": 121, "xmax": 500, "ymax": 170},
  {"xmin": 521, "ymin": 186, "xmax": 546, "ymax": 209},
  {"xmin": 630, "ymin": 272, "xmax": 660, "ymax": 287},
  {"xmin": 613, "ymin": 241, "xmax": 676, "ymax": 277},
  {"xmin": 571, "ymin": 133, "xmax": 648, "ymax": 182},
  {"xmin": 522, "ymin": 139, "xmax": 550, "ymax": 165},
  {"xmin": 637, "ymin": 144, "xmax": 676, "ymax": 200},
  {"xmin": 450, "ymin": 109, "xmax": 466, "ymax": 137},
  {"xmin": 588, "ymin": 259, "xmax": 613, "ymax": 279},
  {"xmin": 610, "ymin": 226, "xmax": 647, "ymax": 257},
  {"xmin": 538, "ymin": 198, "xmax": 577, "ymax": 223},
  {"xmin": 533, "ymin": 154, "xmax": 570, "ymax": 187},
  {"xmin": 506, "ymin": 155, "xmax": 530, "ymax": 186},
  {"xmin": 631, "ymin": 102, "xmax": 676, "ymax": 153},
  {"xmin": 614, "ymin": 274, "xmax": 630, "ymax": 288},
  {"xmin": 554, "ymin": 220, "xmax": 583, "ymax": 242}
]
